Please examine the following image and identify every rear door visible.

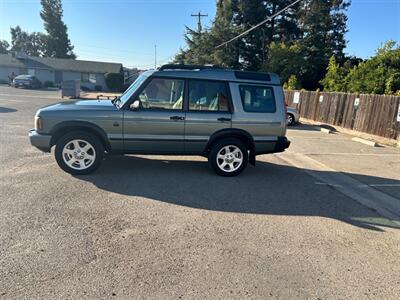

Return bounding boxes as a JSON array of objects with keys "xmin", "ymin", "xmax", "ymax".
[
  {"xmin": 184, "ymin": 79, "xmax": 232, "ymax": 153},
  {"xmin": 123, "ymin": 77, "xmax": 186, "ymax": 153}
]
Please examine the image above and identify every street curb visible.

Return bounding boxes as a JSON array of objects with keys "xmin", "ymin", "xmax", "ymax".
[
  {"xmin": 352, "ymin": 137, "xmax": 378, "ymax": 147},
  {"xmin": 320, "ymin": 128, "xmax": 332, "ymax": 134}
]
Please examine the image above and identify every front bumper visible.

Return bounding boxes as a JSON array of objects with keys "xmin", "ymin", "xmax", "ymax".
[{"xmin": 29, "ymin": 129, "xmax": 52, "ymax": 152}]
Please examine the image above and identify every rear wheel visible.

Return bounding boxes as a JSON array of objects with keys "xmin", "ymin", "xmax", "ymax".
[
  {"xmin": 209, "ymin": 138, "xmax": 248, "ymax": 177},
  {"xmin": 55, "ymin": 131, "xmax": 104, "ymax": 175}
]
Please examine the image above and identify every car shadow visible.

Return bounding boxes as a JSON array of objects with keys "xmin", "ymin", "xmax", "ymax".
[
  {"xmin": 0, "ymin": 107, "xmax": 17, "ymax": 113},
  {"xmin": 75, "ymin": 155, "xmax": 400, "ymax": 232}
]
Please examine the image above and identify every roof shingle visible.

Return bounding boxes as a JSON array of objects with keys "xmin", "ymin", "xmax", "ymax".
[{"xmin": 0, "ymin": 53, "xmax": 122, "ymax": 74}]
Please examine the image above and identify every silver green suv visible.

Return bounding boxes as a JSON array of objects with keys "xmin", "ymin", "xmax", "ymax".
[{"xmin": 29, "ymin": 65, "xmax": 290, "ymax": 176}]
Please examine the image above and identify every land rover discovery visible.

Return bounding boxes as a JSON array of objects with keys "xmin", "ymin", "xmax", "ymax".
[{"xmin": 29, "ymin": 64, "xmax": 290, "ymax": 176}]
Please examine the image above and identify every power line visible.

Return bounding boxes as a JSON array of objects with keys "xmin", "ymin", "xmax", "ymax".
[
  {"xmin": 191, "ymin": 11, "xmax": 208, "ymax": 32},
  {"xmin": 215, "ymin": 0, "xmax": 303, "ymax": 49}
]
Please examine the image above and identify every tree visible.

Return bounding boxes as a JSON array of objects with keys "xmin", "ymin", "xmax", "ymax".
[
  {"xmin": 0, "ymin": 40, "xmax": 9, "ymax": 54},
  {"xmin": 283, "ymin": 74, "xmax": 301, "ymax": 90},
  {"xmin": 177, "ymin": 0, "xmax": 350, "ymax": 90},
  {"xmin": 261, "ymin": 42, "xmax": 306, "ymax": 85},
  {"xmin": 40, "ymin": 0, "xmax": 75, "ymax": 58},
  {"xmin": 320, "ymin": 41, "xmax": 400, "ymax": 95},
  {"xmin": 105, "ymin": 72, "xmax": 124, "ymax": 91},
  {"xmin": 10, "ymin": 26, "xmax": 47, "ymax": 56},
  {"xmin": 320, "ymin": 56, "xmax": 347, "ymax": 92},
  {"xmin": 346, "ymin": 41, "xmax": 400, "ymax": 95},
  {"xmin": 296, "ymin": 0, "xmax": 350, "ymax": 90}
]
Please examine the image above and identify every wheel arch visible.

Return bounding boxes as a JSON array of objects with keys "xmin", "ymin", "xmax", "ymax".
[
  {"xmin": 50, "ymin": 121, "xmax": 112, "ymax": 151},
  {"xmin": 205, "ymin": 128, "xmax": 256, "ymax": 165}
]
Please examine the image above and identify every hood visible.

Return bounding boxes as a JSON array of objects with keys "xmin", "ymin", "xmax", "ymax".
[{"xmin": 38, "ymin": 99, "xmax": 117, "ymax": 113}]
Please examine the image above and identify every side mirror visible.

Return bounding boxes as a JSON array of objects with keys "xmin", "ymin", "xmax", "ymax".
[{"xmin": 130, "ymin": 100, "xmax": 140, "ymax": 110}]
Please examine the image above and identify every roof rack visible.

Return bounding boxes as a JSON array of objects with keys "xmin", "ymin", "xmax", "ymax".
[{"xmin": 158, "ymin": 64, "xmax": 222, "ymax": 71}]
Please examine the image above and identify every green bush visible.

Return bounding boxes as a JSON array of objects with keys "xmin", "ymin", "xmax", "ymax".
[
  {"xmin": 105, "ymin": 72, "xmax": 124, "ymax": 91},
  {"xmin": 44, "ymin": 81, "xmax": 54, "ymax": 88}
]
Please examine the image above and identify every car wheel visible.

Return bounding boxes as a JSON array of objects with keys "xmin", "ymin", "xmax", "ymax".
[
  {"xmin": 55, "ymin": 131, "xmax": 104, "ymax": 175},
  {"xmin": 287, "ymin": 113, "xmax": 295, "ymax": 126},
  {"xmin": 209, "ymin": 138, "xmax": 248, "ymax": 177}
]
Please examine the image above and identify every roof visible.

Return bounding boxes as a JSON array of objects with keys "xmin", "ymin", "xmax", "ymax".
[
  {"xmin": 143, "ymin": 65, "xmax": 281, "ymax": 85},
  {"xmin": 0, "ymin": 53, "xmax": 122, "ymax": 74}
]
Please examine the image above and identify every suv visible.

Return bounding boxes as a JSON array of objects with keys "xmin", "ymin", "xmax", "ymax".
[{"xmin": 29, "ymin": 65, "xmax": 290, "ymax": 176}]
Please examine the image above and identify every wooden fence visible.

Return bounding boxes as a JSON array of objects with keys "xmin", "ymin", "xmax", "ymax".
[{"xmin": 284, "ymin": 90, "xmax": 400, "ymax": 140}]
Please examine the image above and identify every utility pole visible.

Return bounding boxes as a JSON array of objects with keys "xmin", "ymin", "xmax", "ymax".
[
  {"xmin": 154, "ymin": 45, "xmax": 157, "ymax": 69},
  {"xmin": 191, "ymin": 11, "xmax": 208, "ymax": 32}
]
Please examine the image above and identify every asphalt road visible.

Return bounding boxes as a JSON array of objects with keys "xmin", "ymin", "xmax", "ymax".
[{"xmin": 1, "ymin": 85, "xmax": 400, "ymax": 299}]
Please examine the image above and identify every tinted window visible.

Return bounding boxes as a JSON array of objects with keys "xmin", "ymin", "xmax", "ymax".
[
  {"xmin": 138, "ymin": 78, "xmax": 184, "ymax": 110},
  {"xmin": 239, "ymin": 85, "xmax": 276, "ymax": 113},
  {"xmin": 188, "ymin": 80, "xmax": 229, "ymax": 112}
]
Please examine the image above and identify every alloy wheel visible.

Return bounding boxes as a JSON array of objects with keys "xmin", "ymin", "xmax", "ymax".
[{"xmin": 62, "ymin": 139, "xmax": 96, "ymax": 170}]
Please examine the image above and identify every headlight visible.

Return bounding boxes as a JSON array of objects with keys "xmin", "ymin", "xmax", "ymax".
[{"xmin": 34, "ymin": 116, "xmax": 43, "ymax": 131}]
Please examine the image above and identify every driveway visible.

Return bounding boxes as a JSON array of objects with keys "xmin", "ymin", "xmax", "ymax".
[{"xmin": 0, "ymin": 85, "xmax": 399, "ymax": 299}]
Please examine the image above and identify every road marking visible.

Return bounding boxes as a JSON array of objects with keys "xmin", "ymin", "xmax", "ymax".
[
  {"xmin": 287, "ymin": 152, "xmax": 400, "ymax": 156},
  {"xmin": 277, "ymin": 152, "xmax": 400, "ymax": 225},
  {"xmin": 315, "ymin": 182, "xmax": 400, "ymax": 188},
  {"xmin": 0, "ymin": 93, "xmax": 61, "ymax": 99}
]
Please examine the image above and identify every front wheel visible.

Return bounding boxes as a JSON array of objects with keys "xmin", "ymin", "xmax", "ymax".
[
  {"xmin": 55, "ymin": 131, "xmax": 104, "ymax": 175},
  {"xmin": 208, "ymin": 138, "xmax": 248, "ymax": 177},
  {"xmin": 287, "ymin": 113, "xmax": 295, "ymax": 126}
]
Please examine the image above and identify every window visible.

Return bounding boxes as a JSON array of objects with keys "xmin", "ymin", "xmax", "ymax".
[
  {"xmin": 188, "ymin": 80, "xmax": 229, "ymax": 112},
  {"xmin": 239, "ymin": 85, "xmax": 276, "ymax": 113},
  {"xmin": 81, "ymin": 73, "xmax": 96, "ymax": 83},
  {"xmin": 89, "ymin": 74, "xmax": 96, "ymax": 83},
  {"xmin": 28, "ymin": 69, "xmax": 35, "ymax": 76},
  {"xmin": 138, "ymin": 78, "xmax": 184, "ymax": 110},
  {"xmin": 81, "ymin": 73, "xmax": 89, "ymax": 82}
]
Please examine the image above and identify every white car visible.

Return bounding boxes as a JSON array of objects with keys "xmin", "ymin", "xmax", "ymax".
[{"xmin": 287, "ymin": 107, "xmax": 300, "ymax": 126}]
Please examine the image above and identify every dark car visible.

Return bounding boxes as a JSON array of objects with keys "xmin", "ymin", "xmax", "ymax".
[{"xmin": 13, "ymin": 75, "xmax": 42, "ymax": 89}]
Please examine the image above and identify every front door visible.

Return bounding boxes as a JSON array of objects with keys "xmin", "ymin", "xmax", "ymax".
[
  {"xmin": 123, "ymin": 77, "xmax": 186, "ymax": 154},
  {"xmin": 184, "ymin": 79, "xmax": 232, "ymax": 153}
]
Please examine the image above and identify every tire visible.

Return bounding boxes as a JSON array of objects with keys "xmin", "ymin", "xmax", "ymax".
[
  {"xmin": 287, "ymin": 113, "xmax": 295, "ymax": 126},
  {"xmin": 208, "ymin": 138, "xmax": 248, "ymax": 177},
  {"xmin": 55, "ymin": 131, "xmax": 104, "ymax": 175}
]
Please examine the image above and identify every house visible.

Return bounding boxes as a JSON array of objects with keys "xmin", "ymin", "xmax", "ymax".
[
  {"xmin": 0, "ymin": 52, "xmax": 123, "ymax": 91},
  {"xmin": 123, "ymin": 67, "xmax": 141, "ymax": 84}
]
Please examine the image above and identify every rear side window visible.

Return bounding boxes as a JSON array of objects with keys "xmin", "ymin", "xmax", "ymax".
[
  {"xmin": 188, "ymin": 80, "xmax": 230, "ymax": 112},
  {"xmin": 239, "ymin": 85, "xmax": 276, "ymax": 113}
]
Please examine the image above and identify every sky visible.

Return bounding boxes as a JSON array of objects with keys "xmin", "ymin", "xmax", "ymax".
[{"xmin": 0, "ymin": 0, "xmax": 399, "ymax": 68}]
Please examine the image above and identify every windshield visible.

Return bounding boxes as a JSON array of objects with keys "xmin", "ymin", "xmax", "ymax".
[{"xmin": 117, "ymin": 74, "xmax": 147, "ymax": 107}]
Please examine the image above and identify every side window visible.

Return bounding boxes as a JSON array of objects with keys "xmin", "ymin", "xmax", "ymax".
[
  {"xmin": 81, "ymin": 73, "xmax": 89, "ymax": 82},
  {"xmin": 188, "ymin": 80, "xmax": 229, "ymax": 112},
  {"xmin": 239, "ymin": 85, "xmax": 276, "ymax": 113},
  {"xmin": 138, "ymin": 78, "xmax": 184, "ymax": 110}
]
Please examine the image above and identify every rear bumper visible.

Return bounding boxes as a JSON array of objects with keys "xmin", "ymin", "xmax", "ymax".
[
  {"xmin": 274, "ymin": 136, "xmax": 291, "ymax": 152},
  {"xmin": 29, "ymin": 129, "xmax": 52, "ymax": 152},
  {"xmin": 255, "ymin": 136, "xmax": 290, "ymax": 155}
]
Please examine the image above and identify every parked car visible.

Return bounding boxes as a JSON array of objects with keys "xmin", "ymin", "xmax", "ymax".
[
  {"xmin": 287, "ymin": 106, "xmax": 300, "ymax": 126},
  {"xmin": 13, "ymin": 75, "xmax": 42, "ymax": 89},
  {"xmin": 29, "ymin": 64, "xmax": 290, "ymax": 177}
]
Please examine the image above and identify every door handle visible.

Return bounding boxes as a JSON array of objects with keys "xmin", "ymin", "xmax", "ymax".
[
  {"xmin": 217, "ymin": 117, "xmax": 231, "ymax": 122},
  {"xmin": 170, "ymin": 116, "xmax": 185, "ymax": 121}
]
